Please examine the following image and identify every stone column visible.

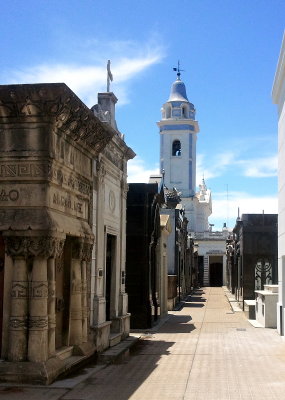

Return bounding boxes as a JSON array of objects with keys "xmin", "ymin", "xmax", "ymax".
[
  {"xmin": 28, "ymin": 256, "xmax": 49, "ymax": 362},
  {"xmin": 8, "ymin": 256, "xmax": 28, "ymax": 361},
  {"xmin": 69, "ymin": 241, "xmax": 83, "ymax": 345},
  {"xmin": 47, "ymin": 238, "xmax": 64, "ymax": 356},
  {"xmin": 81, "ymin": 260, "xmax": 88, "ymax": 343},
  {"xmin": 47, "ymin": 257, "xmax": 56, "ymax": 356},
  {"xmin": 81, "ymin": 242, "xmax": 93, "ymax": 343}
]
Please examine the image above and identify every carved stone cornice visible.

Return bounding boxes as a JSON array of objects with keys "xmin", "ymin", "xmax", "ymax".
[
  {"xmin": 103, "ymin": 142, "xmax": 123, "ymax": 170},
  {"xmin": 71, "ymin": 239, "xmax": 93, "ymax": 261},
  {"xmin": 96, "ymin": 161, "xmax": 106, "ymax": 184},
  {"xmin": 4, "ymin": 236, "xmax": 65, "ymax": 259},
  {"xmin": 0, "ymin": 83, "xmax": 115, "ymax": 155}
]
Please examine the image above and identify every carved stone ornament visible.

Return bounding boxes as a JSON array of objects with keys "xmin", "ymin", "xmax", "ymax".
[
  {"xmin": 5, "ymin": 236, "xmax": 65, "ymax": 259},
  {"xmin": 9, "ymin": 316, "xmax": 28, "ymax": 330},
  {"xmin": 0, "ymin": 83, "xmax": 115, "ymax": 155},
  {"xmin": 28, "ymin": 316, "xmax": 48, "ymax": 330},
  {"xmin": 96, "ymin": 161, "xmax": 106, "ymax": 183},
  {"xmin": 11, "ymin": 281, "xmax": 29, "ymax": 298},
  {"xmin": 30, "ymin": 281, "xmax": 49, "ymax": 298},
  {"xmin": 109, "ymin": 190, "xmax": 116, "ymax": 213},
  {"xmin": 72, "ymin": 239, "xmax": 93, "ymax": 261}
]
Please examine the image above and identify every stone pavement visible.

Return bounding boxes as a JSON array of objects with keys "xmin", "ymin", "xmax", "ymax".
[{"xmin": 1, "ymin": 286, "xmax": 285, "ymax": 399}]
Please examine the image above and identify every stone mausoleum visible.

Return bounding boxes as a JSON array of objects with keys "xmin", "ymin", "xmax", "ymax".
[{"xmin": 0, "ymin": 83, "xmax": 134, "ymax": 383}]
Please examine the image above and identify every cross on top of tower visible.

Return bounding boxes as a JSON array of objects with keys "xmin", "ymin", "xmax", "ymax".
[{"xmin": 173, "ymin": 60, "xmax": 184, "ymax": 79}]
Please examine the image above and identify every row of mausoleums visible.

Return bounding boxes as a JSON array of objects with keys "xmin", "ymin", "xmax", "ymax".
[
  {"xmin": 0, "ymin": 83, "xmax": 198, "ymax": 383},
  {"xmin": 226, "ymin": 213, "xmax": 278, "ymax": 327}
]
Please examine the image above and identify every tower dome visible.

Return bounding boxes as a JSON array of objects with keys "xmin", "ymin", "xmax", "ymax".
[{"xmin": 168, "ymin": 77, "xmax": 189, "ymax": 102}]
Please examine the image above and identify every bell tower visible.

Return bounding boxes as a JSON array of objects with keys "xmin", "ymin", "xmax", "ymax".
[{"xmin": 157, "ymin": 66, "xmax": 199, "ymax": 197}]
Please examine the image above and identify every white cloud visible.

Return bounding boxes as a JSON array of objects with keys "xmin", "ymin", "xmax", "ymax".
[
  {"xmin": 239, "ymin": 155, "xmax": 277, "ymax": 178},
  {"xmin": 196, "ymin": 151, "xmax": 236, "ymax": 183},
  {"xmin": 2, "ymin": 38, "xmax": 165, "ymax": 107},
  {"xmin": 197, "ymin": 151, "xmax": 277, "ymax": 183},
  {"xmin": 209, "ymin": 190, "xmax": 278, "ymax": 229},
  {"xmin": 127, "ymin": 158, "xmax": 159, "ymax": 183}
]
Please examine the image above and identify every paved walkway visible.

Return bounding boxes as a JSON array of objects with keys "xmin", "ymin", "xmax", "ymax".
[{"xmin": 1, "ymin": 287, "xmax": 285, "ymax": 399}]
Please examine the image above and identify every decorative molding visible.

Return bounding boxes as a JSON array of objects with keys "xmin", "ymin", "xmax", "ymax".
[
  {"xmin": 103, "ymin": 143, "xmax": 123, "ymax": 170},
  {"xmin": 96, "ymin": 161, "xmax": 106, "ymax": 184},
  {"xmin": 109, "ymin": 190, "xmax": 116, "ymax": 213},
  {"xmin": 11, "ymin": 282, "xmax": 29, "ymax": 298},
  {"xmin": 30, "ymin": 281, "xmax": 48, "ymax": 298},
  {"xmin": 72, "ymin": 239, "xmax": 93, "ymax": 261},
  {"xmin": 0, "ymin": 162, "xmax": 50, "ymax": 179},
  {"xmin": 48, "ymin": 281, "xmax": 56, "ymax": 298},
  {"xmin": 28, "ymin": 316, "xmax": 48, "ymax": 330},
  {"xmin": 5, "ymin": 236, "xmax": 65, "ymax": 259},
  {"xmin": 9, "ymin": 316, "xmax": 28, "ymax": 330},
  {"xmin": 0, "ymin": 83, "xmax": 115, "ymax": 155}
]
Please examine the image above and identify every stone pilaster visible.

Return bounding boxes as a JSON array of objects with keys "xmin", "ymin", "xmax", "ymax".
[
  {"xmin": 81, "ymin": 260, "xmax": 88, "ymax": 343},
  {"xmin": 81, "ymin": 242, "xmax": 93, "ymax": 343},
  {"xmin": 47, "ymin": 258, "xmax": 56, "ymax": 356},
  {"xmin": 8, "ymin": 256, "xmax": 28, "ymax": 361},
  {"xmin": 28, "ymin": 256, "xmax": 49, "ymax": 362},
  {"xmin": 47, "ymin": 239, "xmax": 64, "ymax": 356},
  {"xmin": 69, "ymin": 241, "xmax": 83, "ymax": 345}
]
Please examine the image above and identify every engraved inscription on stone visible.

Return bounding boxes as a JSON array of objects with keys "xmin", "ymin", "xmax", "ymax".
[
  {"xmin": 0, "ymin": 189, "xmax": 19, "ymax": 201},
  {"xmin": 50, "ymin": 187, "xmax": 87, "ymax": 219},
  {"xmin": 53, "ymin": 192, "xmax": 83, "ymax": 214}
]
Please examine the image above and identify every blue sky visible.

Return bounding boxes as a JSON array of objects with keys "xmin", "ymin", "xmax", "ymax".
[{"xmin": 1, "ymin": 0, "xmax": 284, "ymax": 229}]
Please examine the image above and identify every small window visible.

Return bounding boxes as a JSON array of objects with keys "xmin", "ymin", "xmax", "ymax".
[
  {"xmin": 182, "ymin": 105, "xmax": 188, "ymax": 118},
  {"xmin": 172, "ymin": 140, "xmax": 181, "ymax": 156}
]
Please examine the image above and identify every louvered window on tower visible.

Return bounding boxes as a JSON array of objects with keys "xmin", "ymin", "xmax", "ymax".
[{"xmin": 172, "ymin": 140, "xmax": 181, "ymax": 156}]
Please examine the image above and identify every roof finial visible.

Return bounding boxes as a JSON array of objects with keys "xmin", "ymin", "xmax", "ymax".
[
  {"xmin": 107, "ymin": 60, "xmax": 113, "ymax": 92},
  {"xmin": 173, "ymin": 60, "xmax": 184, "ymax": 79}
]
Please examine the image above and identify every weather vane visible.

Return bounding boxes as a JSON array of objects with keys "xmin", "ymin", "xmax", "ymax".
[
  {"xmin": 173, "ymin": 60, "xmax": 184, "ymax": 79},
  {"xmin": 107, "ymin": 60, "xmax": 113, "ymax": 92}
]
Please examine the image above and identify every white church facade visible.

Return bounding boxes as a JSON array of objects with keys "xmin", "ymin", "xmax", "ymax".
[{"xmin": 156, "ymin": 69, "xmax": 229, "ymax": 286}]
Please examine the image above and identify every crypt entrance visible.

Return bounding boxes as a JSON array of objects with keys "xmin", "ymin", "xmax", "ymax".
[{"xmin": 209, "ymin": 255, "xmax": 223, "ymax": 287}]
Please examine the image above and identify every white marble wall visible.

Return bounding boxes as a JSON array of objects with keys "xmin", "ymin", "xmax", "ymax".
[{"xmin": 272, "ymin": 33, "xmax": 285, "ymax": 335}]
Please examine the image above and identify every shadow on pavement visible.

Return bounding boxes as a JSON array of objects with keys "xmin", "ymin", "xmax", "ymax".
[{"xmin": 75, "ymin": 340, "xmax": 176, "ymax": 400}]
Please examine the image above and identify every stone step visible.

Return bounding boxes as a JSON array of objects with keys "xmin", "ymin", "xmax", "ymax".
[
  {"xmin": 109, "ymin": 333, "xmax": 122, "ymax": 348},
  {"xmin": 56, "ymin": 346, "xmax": 74, "ymax": 360},
  {"xmin": 98, "ymin": 335, "xmax": 139, "ymax": 365}
]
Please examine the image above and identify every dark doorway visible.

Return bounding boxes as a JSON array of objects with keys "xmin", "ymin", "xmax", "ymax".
[
  {"xmin": 106, "ymin": 234, "xmax": 116, "ymax": 321},
  {"xmin": 198, "ymin": 256, "xmax": 204, "ymax": 287},
  {"xmin": 210, "ymin": 261, "xmax": 223, "ymax": 286},
  {"xmin": 0, "ymin": 235, "xmax": 4, "ymax": 354},
  {"xmin": 55, "ymin": 237, "xmax": 71, "ymax": 349}
]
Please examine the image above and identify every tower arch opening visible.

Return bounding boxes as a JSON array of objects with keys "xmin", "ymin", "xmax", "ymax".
[{"xmin": 172, "ymin": 140, "xmax": 181, "ymax": 156}]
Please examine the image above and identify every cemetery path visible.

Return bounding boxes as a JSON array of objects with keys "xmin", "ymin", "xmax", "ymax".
[{"xmin": 1, "ymin": 287, "xmax": 285, "ymax": 399}]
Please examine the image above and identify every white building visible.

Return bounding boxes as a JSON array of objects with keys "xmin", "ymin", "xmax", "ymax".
[
  {"xmin": 272, "ymin": 32, "xmax": 285, "ymax": 336},
  {"xmin": 156, "ymin": 70, "xmax": 229, "ymax": 286}
]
